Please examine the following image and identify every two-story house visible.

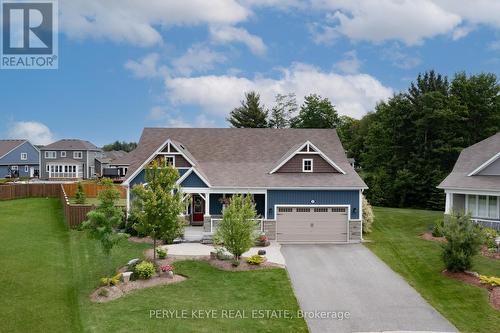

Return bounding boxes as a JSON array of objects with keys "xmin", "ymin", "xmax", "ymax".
[
  {"xmin": 0, "ymin": 140, "xmax": 40, "ymax": 178},
  {"xmin": 40, "ymin": 139, "xmax": 101, "ymax": 180}
]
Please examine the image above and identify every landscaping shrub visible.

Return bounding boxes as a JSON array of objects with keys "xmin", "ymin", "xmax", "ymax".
[
  {"xmin": 246, "ymin": 255, "xmax": 265, "ymax": 265},
  {"xmin": 432, "ymin": 218, "xmax": 445, "ymax": 237},
  {"xmin": 479, "ymin": 275, "xmax": 500, "ymax": 287},
  {"xmin": 75, "ymin": 182, "xmax": 86, "ymax": 204},
  {"xmin": 442, "ymin": 213, "xmax": 483, "ymax": 272},
  {"xmin": 156, "ymin": 248, "xmax": 167, "ymax": 259},
  {"xmin": 135, "ymin": 261, "xmax": 155, "ymax": 279},
  {"xmin": 362, "ymin": 195, "xmax": 374, "ymax": 234},
  {"xmin": 481, "ymin": 227, "xmax": 499, "ymax": 249},
  {"xmin": 231, "ymin": 259, "xmax": 240, "ymax": 267},
  {"xmin": 100, "ymin": 273, "xmax": 122, "ymax": 286}
]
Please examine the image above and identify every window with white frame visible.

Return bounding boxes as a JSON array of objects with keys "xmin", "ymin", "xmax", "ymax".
[
  {"xmin": 45, "ymin": 151, "xmax": 56, "ymax": 159},
  {"xmin": 73, "ymin": 151, "xmax": 83, "ymax": 159},
  {"xmin": 164, "ymin": 156, "xmax": 174, "ymax": 166},
  {"xmin": 20, "ymin": 153, "xmax": 27, "ymax": 160},
  {"xmin": 11, "ymin": 165, "xmax": 18, "ymax": 171},
  {"xmin": 466, "ymin": 194, "xmax": 499, "ymax": 219},
  {"xmin": 302, "ymin": 159, "xmax": 313, "ymax": 172},
  {"xmin": 61, "ymin": 151, "xmax": 66, "ymax": 157},
  {"xmin": 24, "ymin": 166, "xmax": 28, "ymax": 172}
]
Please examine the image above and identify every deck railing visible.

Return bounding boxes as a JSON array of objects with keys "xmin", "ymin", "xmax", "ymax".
[{"xmin": 471, "ymin": 218, "xmax": 500, "ymax": 231}]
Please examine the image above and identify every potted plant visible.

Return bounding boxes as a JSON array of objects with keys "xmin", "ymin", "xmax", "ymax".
[
  {"xmin": 256, "ymin": 233, "xmax": 270, "ymax": 247},
  {"xmin": 161, "ymin": 264, "xmax": 174, "ymax": 278}
]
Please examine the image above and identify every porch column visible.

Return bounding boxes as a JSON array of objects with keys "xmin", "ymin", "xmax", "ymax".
[
  {"xmin": 204, "ymin": 193, "xmax": 210, "ymax": 217},
  {"xmin": 445, "ymin": 192, "xmax": 452, "ymax": 214}
]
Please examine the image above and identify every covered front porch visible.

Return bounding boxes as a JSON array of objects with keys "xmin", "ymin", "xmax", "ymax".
[
  {"xmin": 445, "ymin": 191, "xmax": 500, "ymax": 230},
  {"xmin": 181, "ymin": 190, "xmax": 266, "ymax": 233}
]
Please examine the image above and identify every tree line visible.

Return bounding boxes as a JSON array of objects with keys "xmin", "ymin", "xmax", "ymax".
[{"xmin": 227, "ymin": 70, "xmax": 500, "ymax": 210}]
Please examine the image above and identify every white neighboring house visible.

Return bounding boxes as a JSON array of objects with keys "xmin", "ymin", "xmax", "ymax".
[{"xmin": 438, "ymin": 132, "xmax": 500, "ymax": 230}]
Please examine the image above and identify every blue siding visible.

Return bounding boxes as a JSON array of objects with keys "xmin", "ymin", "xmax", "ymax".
[
  {"xmin": 180, "ymin": 171, "xmax": 208, "ymax": 188},
  {"xmin": 0, "ymin": 141, "xmax": 39, "ymax": 177},
  {"xmin": 267, "ymin": 190, "xmax": 360, "ymax": 220},
  {"xmin": 129, "ymin": 168, "xmax": 189, "ymax": 188}
]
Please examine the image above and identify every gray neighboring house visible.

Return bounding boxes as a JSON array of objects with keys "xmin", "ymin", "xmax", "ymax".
[
  {"xmin": 438, "ymin": 132, "xmax": 500, "ymax": 230},
  {"xmin": 95, "ymin": 150, "xmax": 130, "ymax": 180},
  {"xmin": 0, "ymin": 140, "xmax": 40, "ymax": 178},
  {"xmin": 123, "ymin": 128, "xmax": 368, "ymax": 243},
  {"xmin": 40, "ymin": 139, "xmax": 101, "ymax": 180}
]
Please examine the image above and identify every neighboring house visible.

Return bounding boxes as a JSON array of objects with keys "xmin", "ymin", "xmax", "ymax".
[
  {"xmin": 438, "ymin": 132, "xmax": 500, "ymax": 230},
  {"xmin": 40, "ymin": 139, "xmax": 101, "ymax": 180},
  {"xmin": 0, "ymin": 140, "xmax": 40, "ymax": 178},
  {"xmin": 122, "ymin": 128, "xmax": 368, "ymax": 243},
  {"xmin": 95, "ymin": 150, "xmax": 130, "ymax": 180}
]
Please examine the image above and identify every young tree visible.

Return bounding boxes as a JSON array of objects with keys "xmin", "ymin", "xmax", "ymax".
[
  {"xmin": 442, "ymin": 213, "xmax": 483, "ymax": 272},
  {"xmin": 75, "ymin": 182, "xmax": 86, "ymax": 204},
  {"xmin": 268, "ymin": 93, "xmax": 298, "ymax": 128},
  {"xmin": 82, "ymin": 178, "xmax": 127, "ymax": 268},
  {"xmin": 131, "ymin": 161, "xmax": 185, "ymax": 260},
  {"xmin": 227, "ymin": 91, "xmax": 268, "ymax": 128},
  {"xmin": 291, "ymin": 94, "xmax": 340, "ymax": 128},
  {"xmin": 215, "ymin": 194, "xmax": 258, "ymax": 260},
  {"xmin": 361, "ymin": 195, "xmax": 374, "ymax": 234}
]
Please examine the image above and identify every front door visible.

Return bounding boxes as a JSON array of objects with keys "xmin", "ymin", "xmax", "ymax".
[{"xmin": 192, "ymin": 194, "xmax": 205, "ymax": 223}]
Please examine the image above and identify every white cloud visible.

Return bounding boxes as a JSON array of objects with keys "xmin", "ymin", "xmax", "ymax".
[
  {"xmin": 382, "ymin": 45, "xmax": 421, "ymax": 69},
  {"xmin": 311, "ymin": 0, "xmax": 461, "ymax": 45},
  {"xmin": 124, "ymin": 53, "xmax": 167, "ymax": 78},
  {"xmin": 334, "ymin": 50, "xmax": 361, "ymax": 74},
  {"xmin": 210, "ymin": 26, "xmax": 267, "ymax": 55},
  {"xmin": 59, "ymin": 0, "xmax": 250, "ymax": 46},
  {"xmin": 172, "ymin": 44, "xmax": 227, "ymax": 76},
  {"xmin": 7, "ymin": 121, "xmax": 55, "ymax": 145},
  {"xmin": 164, "ymin": 63, "xmax": 393, "ymax": 119},
  {"xmin": 489, "ymin": 40, "xmax": 500, "ymax": 51}
]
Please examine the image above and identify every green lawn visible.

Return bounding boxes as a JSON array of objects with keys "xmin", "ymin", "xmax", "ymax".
[
  {"xmin": 365, "ymin": 207, "xmax": 500, "ymax": 333},
  {"xmin": 0, "ymin": 198, "xmax": 307, "ymax": 333}
]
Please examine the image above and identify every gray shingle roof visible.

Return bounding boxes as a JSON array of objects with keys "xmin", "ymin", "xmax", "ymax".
[
  {"xmin": 41, "ymin": 139, "xmax": 100, "ymax": 151},
  {"xmin": 0, "ymin": 140, "xmax": 26, "ymax": 159},
  {"xmin": 438, "ymin": 132, "xmax": 500, "ymax": 191},
  {"xmin": 97, "ymin": 150, "xmax": 130, "ymax": 165},
  {"xmin": 124, "ymin": 128, "xmax": 367, "ymax": 189}
]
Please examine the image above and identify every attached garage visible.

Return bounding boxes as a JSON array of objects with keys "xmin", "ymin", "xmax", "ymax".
[{"xmin": 275, "ymin": 205, "xmax": 350, "ymax": 243}]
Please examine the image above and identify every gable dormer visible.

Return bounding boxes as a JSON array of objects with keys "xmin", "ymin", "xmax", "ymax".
[
  {"xmin": 151, "ymin": 140, "xmax": 193, "ymax": 168},
  {"xmin": 270, "ymin": 141, "xmax": 345, "ymax": 174}
]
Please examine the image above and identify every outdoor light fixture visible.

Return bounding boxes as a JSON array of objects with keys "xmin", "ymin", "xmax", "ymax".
[
  {"xmin": 310, "ymin": 199, "xmax": 315, "ymax": 204},
  {"xmin": 495, "ymin": 236, "xmax": 500, "ymax": 253}
]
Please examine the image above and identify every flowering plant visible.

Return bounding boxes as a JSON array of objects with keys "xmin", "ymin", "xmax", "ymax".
[
  {"xmin": 161, "ymin": 264, "xmax": 174, "ymax": 272},
  {"xmin": 259, "ymin": 234, "xmax": 268, "ymax": 242}
]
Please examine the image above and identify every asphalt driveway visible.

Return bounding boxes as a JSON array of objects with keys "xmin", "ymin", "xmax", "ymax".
[{"xmin": 281, "ymin": 244, "xmax": 457, "ymax": 333}]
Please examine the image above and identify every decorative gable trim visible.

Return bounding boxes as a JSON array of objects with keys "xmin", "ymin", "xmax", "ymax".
[
  {"xmin": 269, "ymin": 141, "xmax": 346, "ymax": 174},
  {"xmin": 0, "ymin": 140, "xmax": 27, "ymax": 160},
  {"xmin": 468, "ymin": 151, "xmax": 500, "ymax": 176},
  {"xmin": 123, "ymin": 138, "xmax": 197, "ymax": 186}
]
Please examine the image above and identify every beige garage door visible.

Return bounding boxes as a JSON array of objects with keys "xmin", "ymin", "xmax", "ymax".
[{"xmin": 276, "ymin": 206, "xmax": 349, "ymax": 243}]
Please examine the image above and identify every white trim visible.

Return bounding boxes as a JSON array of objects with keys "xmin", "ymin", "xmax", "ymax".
[
  {"xmin": 269, "ymin": 141, "xmax": 346, "ymax": 174},
  {"xmin": 60, "ymin": 151, "xmax": 66, "ymax": 157},
  {"xmin": 123, "ymin": 139, "xmax": 196, "ymax": 186},
  {"xmin": 175, "ymin": 167, "xmax": 211, "ymax": 188},
  {"xmin": 359, "ymin": 189, "xmax": 363, "ymax": 240},
  {"xmin": 302, "ymin": 158, "xmax": 313, "ymax": 173},
  {"xmin": 24, "ymin": 165, "xmax": 28, "ymax": 172},
  {"xmin": 20, "ymin": 153, "xmax": 27, "ymax": 160},
  {"xmin": 444, "ymin": 188, "xmax": 500, "ymax": 197},
  {"xmin": 468, "ymin": 152, "xmax": 500, "ymax": 176},
  {"xmin": 274, "ymin": 204, "xmax": 351, "ymax": 243},
  {"xmin": 74, "ymin": 151, "xmax": 83, "ymax": 159},
  {"xmin": 44, "ymin": 151, "xmax": 57, "ymax": 159}
]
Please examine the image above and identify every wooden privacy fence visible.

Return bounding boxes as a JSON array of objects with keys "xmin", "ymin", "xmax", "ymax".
[
  {"xmin": 0, "ymin": 183, "xmax": 127, "ymax": 228},
  {"xmin": 59, "ymin": 185, "xmax": 96, "ymax": 228},
  {"xmin": 0, "ymin": 183, "xmax": 61, "ymax": 200},
  {"xmin": 62, "ymin": 183, "xmax": 126, "ymax": 199}
]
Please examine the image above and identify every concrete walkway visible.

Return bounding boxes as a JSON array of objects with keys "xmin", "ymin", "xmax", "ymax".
[
  {"xmin": 160, "ymin": 241, "xmax": 286, "ymax": 265},
  {"xmin": 281, "ymin": 244, "xmax": 457, "ymax": 333}
]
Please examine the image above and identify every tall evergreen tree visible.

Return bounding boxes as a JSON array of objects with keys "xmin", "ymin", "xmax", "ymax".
[
  {"xmin": 268, "ymin": 93, "xmax": 298, "ymax": 128},
  {"xmin": 291, "ymin": 94, "xmax": 339, "ymax": 128},
  {"xmin": 227, "ymin": 91, "xmax": 268, "ymax": 128}
]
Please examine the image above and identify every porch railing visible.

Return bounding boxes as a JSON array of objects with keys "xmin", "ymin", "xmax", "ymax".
[
  {"xmin": 210, "ymin": 218, "xmax": 264, "ymax": 234},
  {"xmin": 471, "ymin": 218, "xmax": 500, "ymax": 231}
]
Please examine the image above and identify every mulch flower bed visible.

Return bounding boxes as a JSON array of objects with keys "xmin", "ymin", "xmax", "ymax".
[
  {"xmin": 128, "ymin": 236, "xmax": 163, "ymax": 245},
  {"xmin": 90, "ymin": 274, "xmax": 186, "ymax": 303},
  {"xmin": 443, "ymin": 270, "xmax": 500, "ymax": 311},
  {"xmin": 420, "ymin": 231, "xmax": 446, "ymax": 243},
  {"xmin": 481, "ymin": 246, "xmax": 500, "ymax": 260},
  {"xmin": 207, "ymin": 257, "xmax": 283, "ymax": 271}
]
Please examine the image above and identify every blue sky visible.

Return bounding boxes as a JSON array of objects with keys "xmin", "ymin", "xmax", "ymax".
[{"xmin": 1, "ymin": 0, "xmax": 500, "ymax": 146}]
